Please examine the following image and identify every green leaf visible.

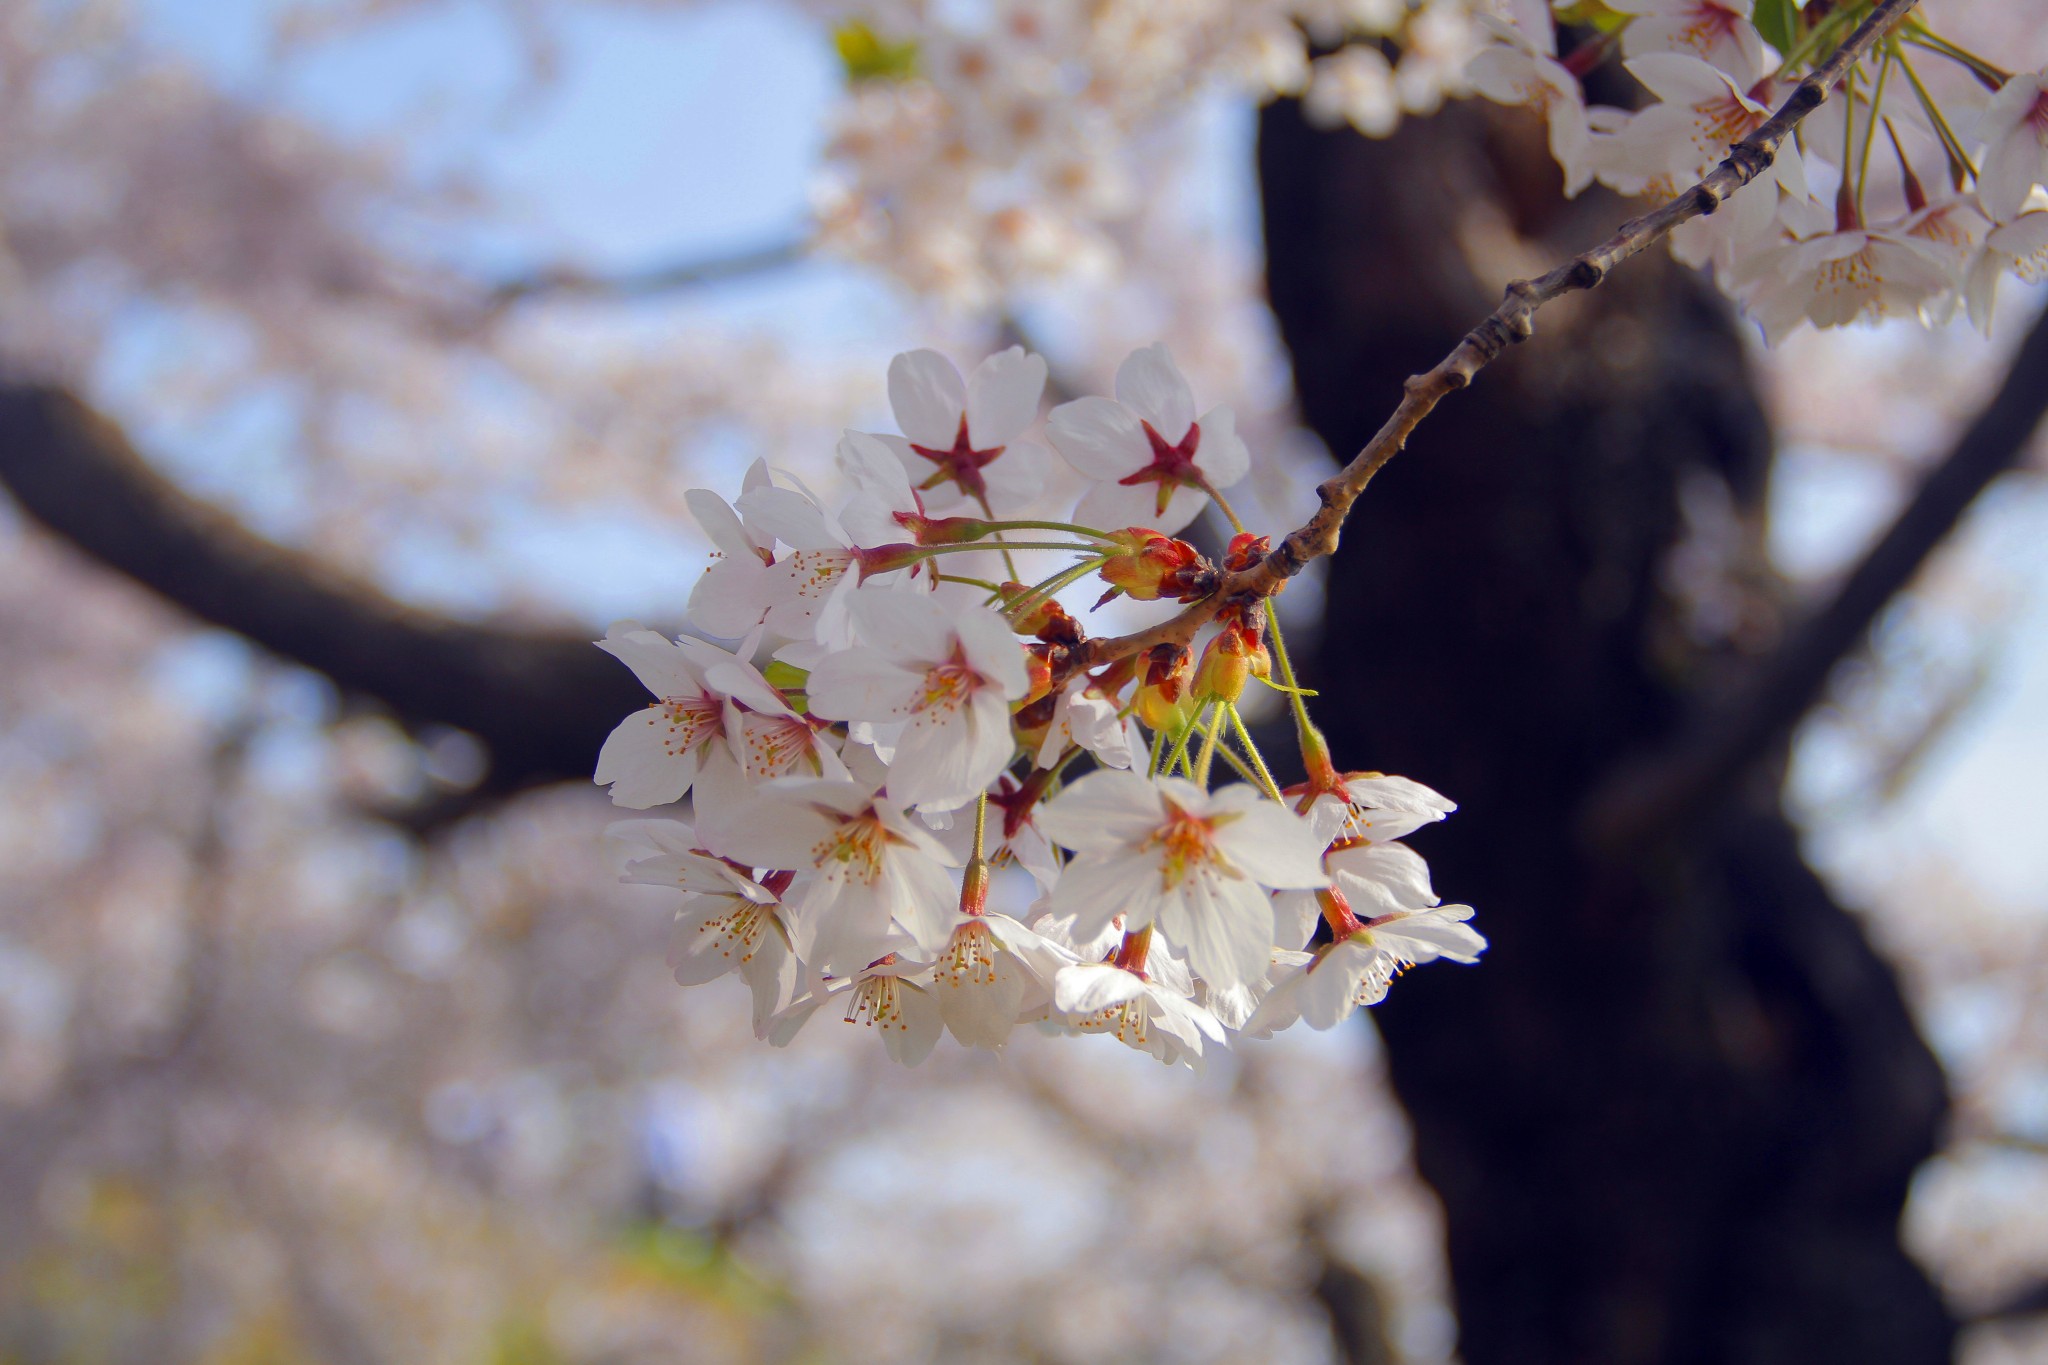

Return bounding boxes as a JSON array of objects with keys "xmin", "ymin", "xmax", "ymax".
[
  {"xmin": 833, "ymin": 20, "xmax": 918, "ymax": 83},
  {"xmin": 1754, "ymin": 0, "xmax": 1798, "ymax": 56}
]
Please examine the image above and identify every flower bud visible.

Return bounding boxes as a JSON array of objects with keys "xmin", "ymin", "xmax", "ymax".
[
  {"xmin": 1018, "ymin": 644, "xmax": 1056, "ymax": 708},
  {"xmin": 1193, "ymin": 627, "xmax": 1251, "ymax": 705},
  {"xmin": 1095, "ymin": 529, "xmax": 1209, "ymax": 605},
  {"xmin": 1000, "ymin": 583, "xmax": 1083, "ymax": 645},
  {"xmin": 1223, "ymin": 532, "xmax": 1271, "ymax": 573},
  {"xmin": 1133, "ymin": 643, "xmax": 1194, "ymax": 733}
]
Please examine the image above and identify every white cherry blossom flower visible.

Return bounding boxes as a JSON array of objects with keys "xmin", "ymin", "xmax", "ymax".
[
  {"xmin": 1978, "ymin": 72, "xmax": 2048, "ymax": 223},
  {"xmin": 593, "ymin": 626, "xmax": 744, "ymax": 809},
  {"xmin": 710, "ymin": 773, "xmax": 959, "ymax": 976},
  {"xmin": 608, "ymin": 820, "xmax": 799, "ymax": 1036},
  {"xmin": 1611, "ymin": 0, "xmax": 1764, "ymax": 77},
  {"xmin": 1305, "ymin": 771, "xmax": 1458, "ymax": 847},
  {"xmin": 1035, "ymin": 676, "xmax": 1137, "ymax": 772},
  {"xmin": 1050, "ymin": 960, "xmax": 1226, "ymax": 1069},
  {"xmin": 1964, "ymin": 210, "xmax": 2048, "ymax": 333},
  {"xmin": 805, "ymin": 590, "xmax": 1029, "ymax": 812},
  {"xmin": 1046, "ymin": 343, "xmax": 1250, "ymax": 536},
  {"xmin": 1467, "ymin": 12, "xmax": 1596, "ymax": 197},
  {"xmin": 1037, "ymin": 771, "xmax": 1328, "ymax": 992},
  {"xmin": 1739, "ymin": 225, "xmax": 1957, "ymax": 342},
  {"xmin": 930, "ymin": 911, "xmax": 1071, "ymax": 1050},
  {"xmin": 876, "ymin": 346, "xmax": 1050, "ymax": 517},
  {"xmin": 770, "ymin": 952, "xmax": 946, "ymax": 1066},
  {"xmin": 684, "ymin": 464, "xmax": 782, "ymax": 640},
  {"xmin": 1245, "ymin": 905, "xmax": 1486, "ymax": 1034}
]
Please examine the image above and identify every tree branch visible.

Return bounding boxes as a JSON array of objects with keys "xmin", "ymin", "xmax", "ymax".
[
  {"xmin": 482, "ymin": 236, "xmax": 807, "ymax": 311},
  {"xmin": 1069, "ymin": 0, "xmax": 1920, "ymax": 675},
  {"xmin": 1581, "ymin": 299, "xmax": 2048, "ymax": 849},
  {"xmin": 0, "ymin": 384, "xmax": 644, "ymax": 796}
]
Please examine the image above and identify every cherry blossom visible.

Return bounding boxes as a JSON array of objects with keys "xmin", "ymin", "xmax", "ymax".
[
  {"xmin": 598, "ymin": 342, "xmax": 1486, "ymax": 1064},
  {"xmin": 874, "ymin": 346, "xmax": 1050, "ymax": 516},
  {"xmin": 1046, "ymin": 344, "xmax": 1250, "ymax": 536},
  {"xmin": 1037, "ymin": 771, "xmax": 1328, "ymax": 992},
  {"xmin": 592, "ymin": 626, "xmax": 744, "ymax": 809},
  {"xmin": 1610, "ymin": 0, "xmax": 1764, "ymax": 76},
  {"xmin": 1050, "ymin": 960, "xmax": 1226, "ymax": 1069},
  {"xmin": 711, "ymin": 771, "xmax": 959, "ymax": 976},
  {"xmin": 1467, "ymin": 11, "xmax": 1596, "ymax": 197},
  {"xmin": 805, "ymin": 590, "xmax": 1030, "ymax": 811},
  {"xmin": 609, "ymin": 819, "xmax": 800, "ymax": 1035},
  {"xmin": 1978, "ymin": 73, "xmax": 2048, "ymax": 224}
]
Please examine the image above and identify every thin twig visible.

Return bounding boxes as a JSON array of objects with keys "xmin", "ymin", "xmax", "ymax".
[
  {"xmin": 484, "ymin": 237, "xmax": 807, "ymax": 309},
  {"xmin": 1069, "ymin": 0, "xmax": 1921, "ymax": 674}
]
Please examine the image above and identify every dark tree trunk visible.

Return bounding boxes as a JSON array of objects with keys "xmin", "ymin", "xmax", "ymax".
[{"xmin": 1258, "ymin": 97, "xmax": 1955, "ymax": 1365}]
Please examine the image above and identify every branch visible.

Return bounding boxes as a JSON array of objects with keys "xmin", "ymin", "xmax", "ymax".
[
  {"xmin": 0, "ymin": 384, "xmax": 645, "ymax": 796},
  {"xmin": 1070, "ymin": 0, "xmax": 1919, "ymax": 674},
  {"xmin": 482, "ymin": 236, "xmax": 807, "ymax": 310},
  {"xmin": 1581, "ymin": 298, "xmax": 2048, "ymax": 849}
]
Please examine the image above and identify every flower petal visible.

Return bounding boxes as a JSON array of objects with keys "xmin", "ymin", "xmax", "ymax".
[
  {"xmin": 889, "ymin": 349, "xmax": 968, "ymax": 449},
  {"xmin": 1047, "ymin": 395, "xmax": 1152, "ymax": 480},
  {"xmin": 966, "ymin": 346, "xmax": 1047, "ymax": 447},
  {"xmin": 1113, "ymin": 343, "xmax": 1195, "ymax": 442}
]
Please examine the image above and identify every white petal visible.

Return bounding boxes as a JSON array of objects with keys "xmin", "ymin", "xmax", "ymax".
[
  {"xmin": 1370, "ymin": 905, "xmax": 1488, "ymax": 964},
  {"xmin": 1331, "ymin": 842, "xmax": 1439, "ymax": 913},
  {"xmin": 710, "ymin": 792, "xmax": 838, "ymax": 870},
  {"xmin": 953, "ymin": 602, "xmax": 1030, "ymax": 698},
  {"xmin": 1191, "ymin": 405, "xmax": 1250, "ymax": 488},
  {"xmin": 888, "ymin": 349, "xmax": 968, "ymax": 449},
  {"xmin": 965, "ymin": 346, "xmax": 1047, "ymax": 447},
  {"xmin": 805, "ymin": 648, "xmax": 923, "ymax": 724},
  {"xmin": 887, "ymin": 690, "xmax": 1013, "ymax": 811},
  {"xmin": 845, "ymin": 588, "xmax": 956, "ymax": 662},
  {"xmin": 1073, "ymin": 478, "xmax": 1210, "ymax": 537},
  {"xmin": 1162, "ymin": 874, "xmax": 1275, "ymax": 992},
  {"xmin": 1113, "ymin": 343, "xmax": 1195, "ymax": 442},
  {"xmin": 1053, "ymin": 963, "xmax": 1147, "ymax": 1014},
  {"xmin": 686, "ymin": 488, "xmax": 758, "ymax": 559},
  {"xmin": 1046, "ymin": 395, "xmax": 1153, "ymax": 480},
  {"xmin": 1048, "ymin": 852, "xmax": 1166, "ymax": 943},
  {"xmin": 1298, "ymin": 940, "xmax": 1383, "ymax": 1027},
  {"xmin": 596, "ymin": 628, "xmax": 706, "ymax": 699},
  {"xmin": 1210, "ymin": 792, "xmax": 1331, "ymax": 889},
  {"xmin": 882, "ymin": 985, "xmax": 946, "ymax": 1066},
  {"xmin": 1036, "ymin": 769, "xmax": 1167, "ymax": 851},
  {"xmin": 736, "ymin": 486, "xmax": 844, "ymax": 552},
  {"xmin": 594, "ymin": 710, "xmax": 702, "ymax": 808},
  {"xmin": 837, "ymin": 429, "xmax": 917, "ymax": 510}
]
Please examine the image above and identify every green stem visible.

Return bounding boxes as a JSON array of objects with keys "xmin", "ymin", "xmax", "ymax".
[
  {"xmin": 909, "ymin": 540, "xmax": 1104, "ymax": 558},
  {"xmin": 1896, "ymin": 48, "xmax": 1979, "ymax": 181},
  {"xmin": 1192, "ymin": 705, "xmax": 1224, "ymax": 786},
  {"xmin": 1855, "ymin": 50, "xmax": 1891, "ymax": 216},
  {"xmin": 984, "ymin": 519, "xmax": 1124, "ymax": 542},
  {"xmin": 1196, "ymin": 476, "xmax": 1246, "ymax": 534},
  {"xmin": 1004, "ymin": 556, "xmax": 1110, "ymax": 622},
  {"xmin": 1163, "ymin": 703, "xmax": 1210, "ymax": 779},
  {"xmin": 1262, "ymin": 600, "xmax": 1317, "ymax": 748},
  {"xmin": 936, "ymin": 573, "xmax": 1006, "ymax": 593},
  {"xmin": 1225, "ymin": 704, "xmax": 1286, "ymax": 802},
  {"xmin": 1901, "ymin": 26, "xmax": 2012, "ymax": 85}
]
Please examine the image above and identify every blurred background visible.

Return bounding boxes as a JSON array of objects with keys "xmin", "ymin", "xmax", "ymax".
[{"xmin": 0, "ymin": 1, "xmax": 2044, "ymax": 1362}]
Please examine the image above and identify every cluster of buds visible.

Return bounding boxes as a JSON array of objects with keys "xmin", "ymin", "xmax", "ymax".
[{"xmin": 595, "ymin": 344, "xmax": 1483, "ymax": 1067}]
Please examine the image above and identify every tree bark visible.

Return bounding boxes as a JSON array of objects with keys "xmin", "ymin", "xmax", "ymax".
[{"xmin": 1259, "ymin": 97, "xmax": 1955, "ymax": 1364}]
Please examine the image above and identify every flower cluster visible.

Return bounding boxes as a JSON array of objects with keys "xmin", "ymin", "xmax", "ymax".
[
  {"xmin": 1471, "ymin": 0, "xmax": 2048, "ymax": 340},
  {"xmin": 595, "ymin": 345, "xmax": 1484, "ymax": 1067}
]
